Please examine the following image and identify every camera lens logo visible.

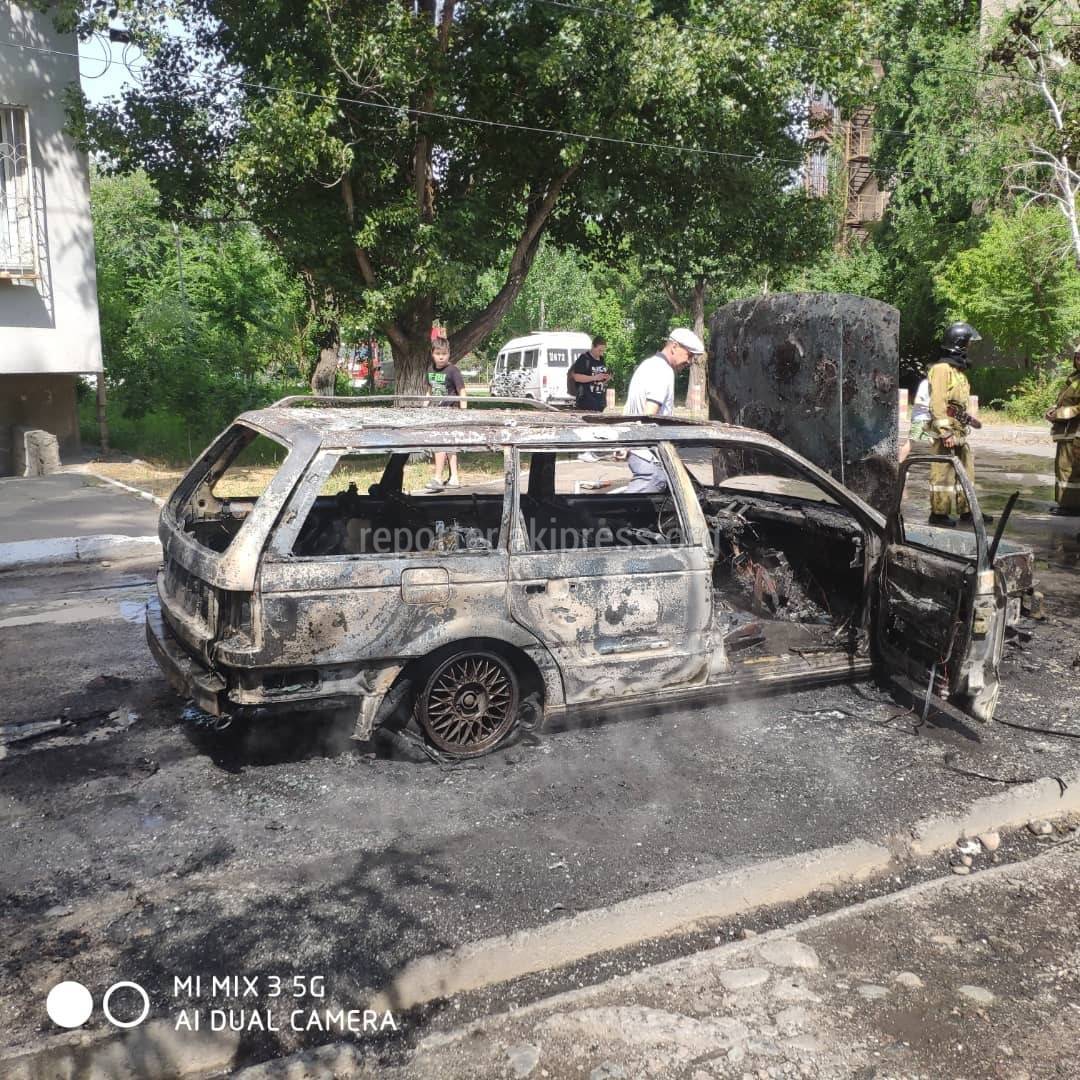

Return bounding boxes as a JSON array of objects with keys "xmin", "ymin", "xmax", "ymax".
[
  {"xmin": 45, "ymin": 982, "xmax": 93, "ymax": 1029},
  {"xmin": 46, "ymin": 980, "xmax": 150, "ymax": 1029},
  {"xmin": 103, "ymin": 982, "xmax": 151, "ymax": 1028}
]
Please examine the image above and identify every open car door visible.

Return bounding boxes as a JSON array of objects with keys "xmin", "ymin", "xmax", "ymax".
[{"xmin": 874, "ymin": 455, "xmax": 1007, "ymax": 721}]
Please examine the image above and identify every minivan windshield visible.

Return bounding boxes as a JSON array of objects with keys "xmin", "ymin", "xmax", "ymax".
[{"xmin": 173, "ymin": 425, "xmax": 289, "ymax": 553}]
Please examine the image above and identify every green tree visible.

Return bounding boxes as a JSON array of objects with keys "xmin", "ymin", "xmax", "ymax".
[
  {"xmin": 577, "ymin": 2, "xmax": 874, "ymax": 408},
  {"xmin": 90, "ymin": 170, "xmax": 306, "ymax": 432},
  {"xmin": 865, "ymin": 1, "xmax": 1009, "ymax": 360},
  {"xmin": 934, "ymin": 206, "xmax": 1080, "ymax": 367},
  {"xmin": 984, "ymin": 4, "xmax": 1080, "ymax": 270},
  {"xmin": 472, "ymin": 242, "xmax": 600, "ymax": 353},
  {"xmin": 70, "ymin": 0, "xmax": 880, "ymax": 395}
]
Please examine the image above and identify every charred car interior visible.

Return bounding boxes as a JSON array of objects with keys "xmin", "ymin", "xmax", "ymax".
[
  {"xmin": 148, "ymin": 401, "xmax": 1035, "ymax": 758},
  {"xmin": 679, "ymin": 445, "xmax": 869, "ymax": 671}
]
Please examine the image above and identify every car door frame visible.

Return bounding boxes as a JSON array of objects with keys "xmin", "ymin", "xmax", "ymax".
[
  {"xmin": 875, "ymin": 454, "xmax": 1006, "ymax": 721},
  {"xmin": 506, "ymin": 440, "xmax": 713, "ymax": 706},
  {"xmin": 254, "ymin": 444, "xmax": 531, "ymax": 680}
]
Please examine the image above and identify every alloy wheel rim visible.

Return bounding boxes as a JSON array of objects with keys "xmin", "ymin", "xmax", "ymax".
[{"xmin": 422, "ymin": 653, "xmax": 517, "ymax": 754}]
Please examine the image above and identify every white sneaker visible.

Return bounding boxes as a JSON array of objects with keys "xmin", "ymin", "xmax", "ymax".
[
  {"xmin": 579, "ymin": 452, "xmax": 600, "ymax": 463},
  {"xmin": 445, "ymin": 478, "xmax": 461, "ymax": 488}
]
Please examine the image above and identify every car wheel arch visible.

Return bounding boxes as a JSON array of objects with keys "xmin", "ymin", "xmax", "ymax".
[{"xmin": 373, "ymin": 635, "xmax": 560, "ymax": 736}]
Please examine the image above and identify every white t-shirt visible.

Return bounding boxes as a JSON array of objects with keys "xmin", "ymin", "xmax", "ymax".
[
  {"xmin": 912, "ymin": 379, "xmax": 931, "ymax": 423},
  {"xmin": 624, "ymin": 353, "xmax": 675, "ymax": 417},
  {"xmin": 624, "ymin": 353, "xmax": 675, "ymax": 462}
]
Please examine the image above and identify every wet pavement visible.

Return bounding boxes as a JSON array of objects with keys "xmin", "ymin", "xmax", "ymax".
[
  {"xmin": 1, "ymin": 443, "xmax": 1078, "ymax": 1070},
  {"xmin": 910, "ymin": 446, "xmax": 1080, "ymax": 603}
]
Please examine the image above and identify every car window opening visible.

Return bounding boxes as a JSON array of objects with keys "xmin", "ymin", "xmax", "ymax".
[
  {"xmin": 292, "ymin": 450, "xmax": 506, "ymax": 557},
  {"xmin": 175, "ymin": 427, "xmax": 288, "ymax": 553},
  {"xmin": 518, "ymin": 451, "xmax": 687, "ymax": 551}
]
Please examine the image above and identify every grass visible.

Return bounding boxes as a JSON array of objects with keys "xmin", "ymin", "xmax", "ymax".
[
  {"xmin": 87, "ymin": 451, "xmax": 506, "ymax": 502},
  {"xmin": 88, "ymin": 460, "xmax": 187, "ymax": 500}
]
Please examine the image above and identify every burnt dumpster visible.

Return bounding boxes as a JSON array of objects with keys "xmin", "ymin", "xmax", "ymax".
[{"xmin": 708, "ymin": 292, "xmax": 900, "ymax": 511}]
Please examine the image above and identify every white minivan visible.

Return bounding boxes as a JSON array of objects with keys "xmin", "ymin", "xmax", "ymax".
[{"xmin": 490, "ymin": 331, "xmax": 592, "ymax": 404}]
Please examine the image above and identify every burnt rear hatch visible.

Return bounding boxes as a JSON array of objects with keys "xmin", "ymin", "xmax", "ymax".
[{"xmin": 154, "ymin": 422, "xmax": 314, "ymax": 689}]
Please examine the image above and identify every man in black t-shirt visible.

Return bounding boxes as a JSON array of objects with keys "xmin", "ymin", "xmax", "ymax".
[{"xmin": 570, "ymin": 337, "xmax": 610, "ymax": 411}]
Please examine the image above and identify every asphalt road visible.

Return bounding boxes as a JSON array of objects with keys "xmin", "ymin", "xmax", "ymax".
[{"xmin": 1, "ymin": 446, "xmax": 1079, "ymax": 1065}]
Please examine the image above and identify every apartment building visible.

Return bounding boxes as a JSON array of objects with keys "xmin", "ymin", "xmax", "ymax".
[{"xmin": 0, "ymin": 3, "xmax": 102, "ymax": 473}]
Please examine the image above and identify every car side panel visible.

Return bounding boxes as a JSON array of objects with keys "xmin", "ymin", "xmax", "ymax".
[{"xmin": 253, "ymin": 553, "xmax": 531, "ymax": 667}]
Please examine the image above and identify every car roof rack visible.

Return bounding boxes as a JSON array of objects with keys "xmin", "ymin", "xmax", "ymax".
[
  {"xmin": 270, "ymin": 394, "xmax": 562, "ymax": 412},
  {"xmin": 581, "ymin": 412, "xmax": 703, "ymax": 426}
]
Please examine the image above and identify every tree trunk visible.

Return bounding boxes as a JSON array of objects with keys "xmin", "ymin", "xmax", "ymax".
[
  {"xmin": 390, "ymin": 337, "xmax": 435, "ymax": 397},
  {"xmin": 383, "ymin": 294, "xmax": 435, "ymax": 398},
  {"xmin": 310, "ymin": 322, "xmax": 341, "ymax": 396},
  {"xmin": 686, "ymin": 277, "xmax": 708, "ymax": 418},
  {"xmin": 96, "ymin": 372, "xmax": 110, "ymax": 453}
]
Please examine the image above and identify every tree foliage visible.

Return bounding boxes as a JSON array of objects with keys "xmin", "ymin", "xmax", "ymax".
[
  {"xmin": 795, "ymin": 0, "xmax": 1078, "ymax": 389},
  {"xmin": 934, "ymin": 206, "xmax": 1080, "ymax": 366},
  {"xmin": 986, "ymin": 3, "xmax": 1080, "ymax": 268},
  {"xmin": 70, "ymin": 0, "xmax": 880, "ymax": 393},
  {"xmin": 91, "ymin": 170, "xmax": 307, "ymax": 434}
]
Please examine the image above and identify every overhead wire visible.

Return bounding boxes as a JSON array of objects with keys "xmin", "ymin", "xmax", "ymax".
[
  {"xmin": 0, "ymin": 36, "xmax": 805, "ymax": 167},
  {"xmin": 0, "ymin": 18, "xmax": 1061, "ymax": 171}
]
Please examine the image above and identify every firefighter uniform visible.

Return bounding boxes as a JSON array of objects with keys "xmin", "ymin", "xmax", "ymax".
[
  {"xmin": 1049, "ymin": 369, "xmax": 1080, "ymax": 511},
  {"xmin": 928, "ymin": 360, "xmax": 973, "ymax": 518}
]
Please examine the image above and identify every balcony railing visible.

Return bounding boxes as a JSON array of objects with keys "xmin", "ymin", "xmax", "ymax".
[{"xmin": 846, "ymin": 191, "xmax": 891, "ymax": 225}]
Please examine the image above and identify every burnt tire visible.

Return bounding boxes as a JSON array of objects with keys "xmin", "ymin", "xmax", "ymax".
[{"xmin": 416, "ymin": 649, "xmax": 519, "ymax": 758}]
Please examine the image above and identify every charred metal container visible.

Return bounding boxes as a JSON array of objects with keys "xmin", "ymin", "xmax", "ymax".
[{"xmin": 708, "ymin": 293, "xmax": 900, "ymax": 512}]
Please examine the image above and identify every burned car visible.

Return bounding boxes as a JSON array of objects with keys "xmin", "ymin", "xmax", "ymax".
[{"xmin": 147, "ymin": 397, "xmax": 1035, "ymax": 758}]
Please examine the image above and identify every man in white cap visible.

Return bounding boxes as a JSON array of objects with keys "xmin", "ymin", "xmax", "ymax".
[{"xmin": 620, "ymin": 328, "xmax": 705, "ymax": 492}]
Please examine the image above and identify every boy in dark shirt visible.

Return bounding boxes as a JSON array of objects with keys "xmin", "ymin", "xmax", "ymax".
[
  {"xmin": 425, "ymin": 338, "xmax": 466, "ymax": 490},
  {"xmin": 570, "ymin": 337, "xmax": 610, "ymax": 411}
]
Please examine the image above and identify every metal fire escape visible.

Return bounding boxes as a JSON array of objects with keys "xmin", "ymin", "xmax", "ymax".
[
  {"xmin": 803, "ymin": 93, "xmax": 837, "ymax": 199},
  {"xmin": 843, "ymin": 106, "xmax": 888, "ymax": 233},
  {"xmin": 804, "ymin": 86, "xmax": 890, "ymax": 245}
]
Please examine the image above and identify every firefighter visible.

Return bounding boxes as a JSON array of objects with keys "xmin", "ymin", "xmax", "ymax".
[
  {"xmin": 928, "ymin": 322, "xmax": 992, "ymax": 527},
  {"xmin": 1045, "ymin": 342, "xmax": 1080, "ymax": 516}
]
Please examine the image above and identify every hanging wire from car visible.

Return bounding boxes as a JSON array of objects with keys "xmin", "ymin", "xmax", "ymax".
[
  {"xmin": 995, "ymin": 716, "xmax": 1080, "ymax": 740},
  {"xmin": 940, "ymin": 751, "xmax": 1067, "ymax": 795}
]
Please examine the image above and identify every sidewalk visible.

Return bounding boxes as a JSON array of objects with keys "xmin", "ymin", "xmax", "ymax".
[
  {"xmin": 0, "ymin": 473, "xmax": 160, "ymax": 569},
  {"xmin": 322, "ymin": 832, "xmax": 1078, "ymax": 1080}
]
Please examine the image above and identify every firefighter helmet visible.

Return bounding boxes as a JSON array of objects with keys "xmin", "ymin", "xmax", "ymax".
[{"xmin": 941, "ymin": 322, "xmax": 981, "ymax": 363}]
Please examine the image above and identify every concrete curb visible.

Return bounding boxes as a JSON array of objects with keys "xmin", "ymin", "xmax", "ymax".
[
  {"xmin": 905, "ymin": 774, "xmax": 1080, "ymax": 855},
  {"xmin": 2, "ymin": 1020, "xmax": 239, "ymax": 1080},
  {"xmin": 368, "ymin": 767, "xmax": 1080, "ymax": 1014},
  {"xmin": 400, "ymin": 833, "xmax": 1080, "ymax": 1067},
  {"xmin": 369, "ymin": 840, "xmax": 892, "ymax": 1013},
  {"xmin": 0, "ymin": 534, "xmax": 160, "ymax": 571},
  {"xmin": 4, "ymin": 776, "xmax": 1077, "ymax": 1079},
  {"xmin": 238, "ymin": 836, "xmax": 1080, "ymax": 1080}
]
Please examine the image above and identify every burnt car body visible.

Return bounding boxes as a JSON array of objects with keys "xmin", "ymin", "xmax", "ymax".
[{"xmin": 147, "ymin": 398, "xmax": 1035, "ymax": 757}]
